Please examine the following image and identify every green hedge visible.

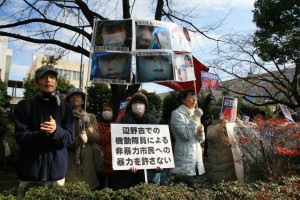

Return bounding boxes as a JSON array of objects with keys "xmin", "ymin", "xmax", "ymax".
[{"xmin": 1, "ymin": 175, "xmax": 299, "ymax": 200}]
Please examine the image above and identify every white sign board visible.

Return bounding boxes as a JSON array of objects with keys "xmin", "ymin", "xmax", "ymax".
[{"xmin": 111, "ymin": 124, "xmax": 175, "ymax": 170}]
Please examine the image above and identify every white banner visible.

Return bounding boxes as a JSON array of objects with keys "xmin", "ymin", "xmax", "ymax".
[{"xmin": 111, "ymin": 124, "xmax": 175, "ymax": 170}]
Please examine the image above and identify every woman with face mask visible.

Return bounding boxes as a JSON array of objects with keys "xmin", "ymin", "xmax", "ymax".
[
  {"xmin": 97, "ymin": 102, "xmax": 116, "ymax": 190},
  {"xmin": 110, "ymin": 92, "xmax": 159, "ymax": 190}
]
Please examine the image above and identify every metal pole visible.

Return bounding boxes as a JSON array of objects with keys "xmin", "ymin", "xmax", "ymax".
[{"xmin": 78, "ymin": 8, "xmax": 84, "ymax": 90}]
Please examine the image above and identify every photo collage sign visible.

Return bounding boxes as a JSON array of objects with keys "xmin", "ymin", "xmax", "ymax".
[{"xmin": 90, "ymin": 19, "xmax": 195, "ymax": 85}]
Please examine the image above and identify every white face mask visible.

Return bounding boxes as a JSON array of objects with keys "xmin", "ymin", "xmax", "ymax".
[
  {"xmin": 102, "ymin": 111, "xmax": 113, "ymax": 120},
  {"xmin": 131, "ymin": 103, "xmax": 145, "ymax": 116},
  {"xmin": 102, "ymin": 32, "xmax": 126, "ymax": 47}
]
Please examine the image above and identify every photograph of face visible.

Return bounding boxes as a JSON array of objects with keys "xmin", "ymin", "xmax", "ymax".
[
  {"xmin": 153, "ymin": 27, "xmax": 171, "ymax": 49},
  {"xmin": 96, "ymin": 20, "xmax": 132, "ymax": 48},
  {"xmin": 177, "ymin": 68, "xmax": 188, "ymax": 81},
  {"xmin": 136, "ymin": 54, "xmax": 174, "ymax": 82},
  {"xmin": 184, "ymin": 55, "xmax": 193, "ymax": 67},
  {"xmin": 90, "ymin": 52, "xmax": 131, "ymax": 83},
  {"xmin": 136, "ymin": 24, "xmax": 154, "ymax": 49}
]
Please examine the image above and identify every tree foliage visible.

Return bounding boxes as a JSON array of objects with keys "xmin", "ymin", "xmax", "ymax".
[
  {"xmin": 86, "ymin": 83, "xmax": 111, "ymax": 120},
  {"xmin": 140, "ymin": 89, "xmax": 162, "ymax": 122},
  {"xmin": 0, "ymin": 80, "xmax": 11, "ymax": 110},
  {"xmin": 208, "ymin": 0, "xmax": 299, "ymax": 110},
  {"xmin": 253, "ymin": 0, "xmax": 300, "ymax": 65},
  {"xmin": 161, "ymin": 91, "xmax": 179, "ymax": 124}
]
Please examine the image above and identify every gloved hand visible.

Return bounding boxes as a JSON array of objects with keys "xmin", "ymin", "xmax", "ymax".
[
  {"xmin": 80, "ymin": 131, "xmax": 88, "ymax": 144},
  {"xmin": 192, "ymin": 108, "xmax": 203, "ymax": 120},
  {"xmin": 82, "ymin": 113, "xmax": 90, "ymax": 127}
]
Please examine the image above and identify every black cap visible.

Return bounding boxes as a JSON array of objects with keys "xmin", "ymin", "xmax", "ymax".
[{"xmin": 35, "ymin": 66, "xmax": 58, "ymax": 80}]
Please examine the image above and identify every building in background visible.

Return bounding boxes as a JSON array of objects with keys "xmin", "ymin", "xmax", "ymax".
[{"xmin": 0, "ymin": 36, "xmax": 13, "ymax": 85}]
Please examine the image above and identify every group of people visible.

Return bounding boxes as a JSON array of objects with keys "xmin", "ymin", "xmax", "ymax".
[
  {"xmin": 17, "ymin": 65, "xmax": 289, "ymax": 194},
  {"xmin": 13, "ymin": 66, "xmax": 168, "ymax": 193}
]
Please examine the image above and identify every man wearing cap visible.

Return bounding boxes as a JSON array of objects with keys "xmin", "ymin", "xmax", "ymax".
[
  {"xmin": 14, "ymin": 66, "xmax": 75, "ymax": 193},
  {"xmin": 90, "ymin": 52, "xmax": 131, "ymax": 83}
]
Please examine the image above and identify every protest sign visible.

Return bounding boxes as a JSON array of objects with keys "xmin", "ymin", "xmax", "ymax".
[
  {"xmin": 90, "ymin": 52, "xmax": 132, "ymax": 84},
  {"xmin": 279, "ymin": 104, "xmax": 294, "ymax": 122},
  {"xmin": 90, "ymin": 19, "xmax": 201, "ymax": 84},
  {"xmin": 201, "ymin": 72, "xmax": 219, "ymax": 90},
  {"xmin": 221, "ymin": 97, "xmax": 238, "ymax": 122},
  {"xmin": 116, "ymin": 100, "xmax": 128, "ymax": 122},
  {"xmin": 111, "ymin": 124, "xmax": 175, "ymax": 170}
]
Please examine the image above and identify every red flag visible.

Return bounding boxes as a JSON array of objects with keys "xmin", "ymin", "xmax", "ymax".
[{"xmin": 157, "ymin": 56, "xmax": 209, "ymax": 93}]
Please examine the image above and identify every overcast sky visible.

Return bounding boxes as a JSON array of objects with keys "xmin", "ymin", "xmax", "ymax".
[{"xmin": 7, "ymin": 0, "xmax": 256, "ymax": 95}]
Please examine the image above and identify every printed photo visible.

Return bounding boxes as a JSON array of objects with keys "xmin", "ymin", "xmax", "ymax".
[
  {"xmin": 90, "ymin": 52, "xmax": 132, "ymax": 84},
  {"xmin": 136, "ymin": 54, "xmax": 174, "ymax": 83},
  {"xmin": 94, "ymin": 20, "xmax": 132, "ymax": 50}
]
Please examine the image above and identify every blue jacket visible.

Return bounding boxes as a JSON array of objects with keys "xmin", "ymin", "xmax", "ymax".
[{"xmin": 14, "ymin": 96, "xmax": 75, "ymax": 181}]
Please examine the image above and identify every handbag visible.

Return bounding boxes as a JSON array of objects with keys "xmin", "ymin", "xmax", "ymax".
[{"xmin": 92, "ymin": 143, "xmax": 104, "ymax": 173}]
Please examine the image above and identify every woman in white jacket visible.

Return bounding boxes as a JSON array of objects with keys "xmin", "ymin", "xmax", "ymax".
[{"xmin": 170, "ymin": 89, "xmax": 205, "ymax": 178}]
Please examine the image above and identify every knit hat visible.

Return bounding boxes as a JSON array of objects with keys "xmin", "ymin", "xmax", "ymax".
[
  {"xmin": 65, "ymin": 88, "xmax": 86, "ymax": 103},
  {"xmin": 128, "ymin": 93, "xmax": 148, "ymax": 111},
  {"xmin": 35, "ymin": 66, "xmax": 58, "ymax": 81}
]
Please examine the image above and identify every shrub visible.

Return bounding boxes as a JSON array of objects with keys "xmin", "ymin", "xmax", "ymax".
[{"xmin": 234, "ymin": 119, "xmax": 300, "ymax": 181}]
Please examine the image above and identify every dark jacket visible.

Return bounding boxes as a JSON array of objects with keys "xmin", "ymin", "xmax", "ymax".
[
  {"xmin": 14, "ymin": 96, "xmax": 75, "ymax": 181},
  {"xmin": 113, "ymin": 111, "xmax": 158, "ymax": 189},
  {"xmin": 120, "ymin": 111, "xmax": 157, "ymax": 124}
]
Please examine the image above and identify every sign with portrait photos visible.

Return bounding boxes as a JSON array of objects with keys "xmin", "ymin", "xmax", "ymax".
[{"xmin": 90, "ymin": 19, "xmax": 194, "ymax": 84}]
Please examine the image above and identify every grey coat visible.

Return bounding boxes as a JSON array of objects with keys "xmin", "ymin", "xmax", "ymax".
[{"xmin": 170, "ymin": 105, "xmax": 205, "ymax": 176}]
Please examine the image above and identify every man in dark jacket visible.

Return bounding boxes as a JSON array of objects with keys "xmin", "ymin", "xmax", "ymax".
[{"xmin": 14, "ymin": 66, "xmax": 75, "ymax": 193}]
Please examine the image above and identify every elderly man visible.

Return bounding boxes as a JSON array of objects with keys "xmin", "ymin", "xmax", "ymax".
[{"xmin": 14, "ymin": 66, "xmax": 75, "ymax": 193}]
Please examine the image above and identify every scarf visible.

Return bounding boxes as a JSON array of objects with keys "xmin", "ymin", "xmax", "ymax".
[
  {"xmin": 74, "ymin": 110, "xmax": 89, "ymax": 174},
  {"xmin": 38, "ymin": 91, "xmax": 61, "ymax": 106}
]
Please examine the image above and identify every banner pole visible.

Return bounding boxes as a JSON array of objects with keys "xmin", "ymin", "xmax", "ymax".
[
  {"xmin": 193, "ymin": 80, "xmax": 199, "ymax": 108},
  {"xmin": 144, "ymin": 169, "xmax": 148, "ymax": 184},
  {"xmin": 84, "ymin": 17, "xmax": 97, "ymax": 111}
]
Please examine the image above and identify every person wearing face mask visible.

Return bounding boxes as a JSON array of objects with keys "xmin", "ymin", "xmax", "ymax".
[
  {"xmin": 120, "ymin": 92, "xmax": 157, "ymax": 124},
  {"xmin": 97, "ymin": 20, "xmax": 130, "ymax": 48},
  {"xmin": 96, "ymin": 102, "xmax": 116, "ymax": 190},
  {"xmin": 111, "ymin": 92, "xmax": 160, "ymax": 190}
]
